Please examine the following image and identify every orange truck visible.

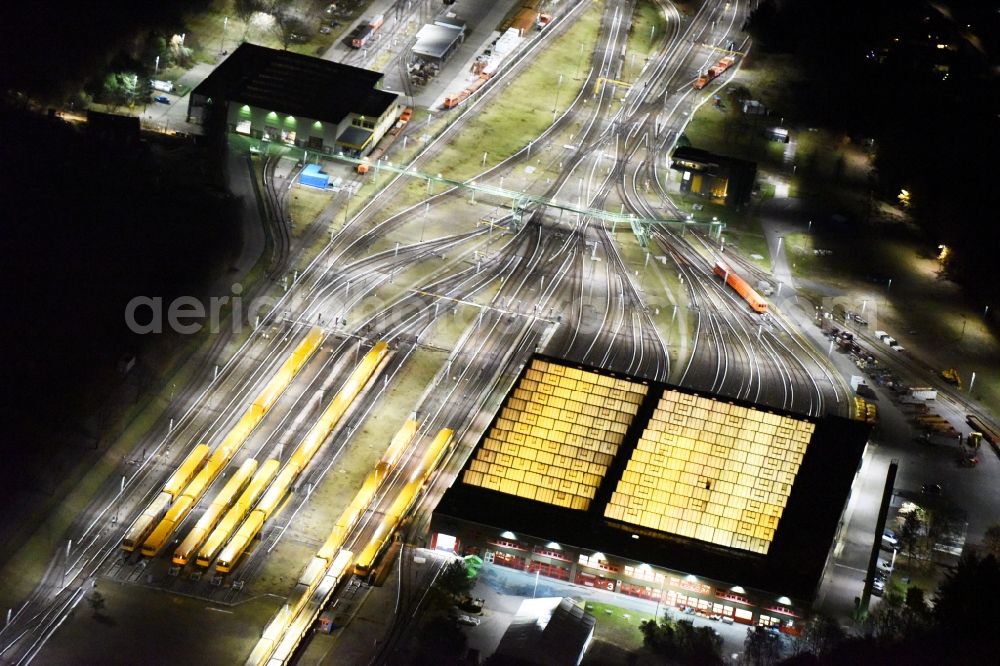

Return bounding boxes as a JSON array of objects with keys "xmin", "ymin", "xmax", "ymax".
[
  {"xmin": 713, "ymin": 261, "xmax": 768, "ymax": 313},
  {"xmin": 693, "ymin": 55, "xmax": 736, "ymax": 90}
]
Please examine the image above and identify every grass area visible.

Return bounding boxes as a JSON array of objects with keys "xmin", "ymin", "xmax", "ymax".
[
  {"xmin": 183, "ymin": 0, "xmax": 348, "ymax": 65},
  {"xmin": 287, "ymin": 187, "xmax": 331, "ymax": 238},
  {"xmin": 411, "ymin": 0, "xmax": 606, "ymax": 184},
  {"xmin": 622, "ymin": 0, "xmax": 668, "ymax": 81},
  {"xmin": 583, "ymin": 600, "xmax": 656, "ymax": 651}
]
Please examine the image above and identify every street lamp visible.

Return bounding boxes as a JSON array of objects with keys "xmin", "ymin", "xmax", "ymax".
[
  {"xmin": 220, "ymin": 16, "xmax": 228, "ymax": 54},
  {"xmin": 552, "ymin": 74, "xmax": 564, "ymax": 122}
]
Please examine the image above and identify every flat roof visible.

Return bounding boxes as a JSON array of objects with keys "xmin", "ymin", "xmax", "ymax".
[
  {"xmin": 336, "ymin": 125, "xmax": 373, "ymax": 149},
  {"xmin": 413, "ymin": 23, "xmax": 464, "ymax": 59},
  {"xmin": 193, "ymin": 43, "xmax": 397, "ymax": 124},
  {"xmin": 435, "ymin": 354, "xmax": 869, "ymax": 601}
]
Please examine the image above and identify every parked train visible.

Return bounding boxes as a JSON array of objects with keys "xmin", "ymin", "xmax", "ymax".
[
  {"xmin": 244, "ymin": 424, "xmax": 451, "ymax": 666},
  {"xmin": 214, "ymin": 341, "xmax": 390, "ymax": 574},
  {"xmin": 350, "ymin": 14, "xmax": 384, "ymax": 49},
  {"xmin": 124, "ymin": 327, "xmax": 324, "ymax": 557},
  {"xmin": 121, "ymin": 444, "xmax": 208, "ymax": 553},
  {"xmin": 713, "ymin": 261, "xmax": 768, "ymax": 313},
  {"xmin": 354, "ymin": 427, "xmax": 454, "ymax": 577},
  {"xmin": 194, "ymin": 459, "xmax": 279, "ymax": 567},
  {"xmin": 693, "ymin": 55, "xmax": 736, "ymax": 90}
]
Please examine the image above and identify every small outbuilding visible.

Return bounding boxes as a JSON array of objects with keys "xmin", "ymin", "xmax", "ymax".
[{"xmin": 299, "ymin": 163, "xmax": 330, "ymax": 189}]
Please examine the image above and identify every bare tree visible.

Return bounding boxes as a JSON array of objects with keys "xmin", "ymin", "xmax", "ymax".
[
  {"xmin": 234, "ymin": 0, "xmax": 260, "ymax": 41},
  {"xmin": 271, "ymin": 9, "xmax": 310, "ymax": 50}
]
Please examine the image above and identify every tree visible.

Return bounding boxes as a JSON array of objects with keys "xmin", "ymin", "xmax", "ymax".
[
  {"xmin": 640, "ymin": 615, "xmax": 723, "ymax": 665},
  {"xmin": 423, "ymin": 560, "xmax": 473, "ymax": 614},
  {"xmin": 234, "ymin": 0, "xmax": 261, "ymax": 40},
  {"xmin": 741, "ymin": 626, "xmax": 783, "ymax": 666},
  {"xmin": 934, "ymin": 554, "xmax": 1000, "ymax": 644},
  {"xmin": 100, "ymin": 72, "xmax": 138, "ymax": 111},
  {"xmin": 899, "ymin": 509, "xmax": 922, "ymax": 566},
  {"xmin": 796, "ymin": 614, "xmax": 845, "ymax": 659},
  {"xmin": 866, "ymin": 587, "xmax": 907, "ymax": 640},
  {"xmin": 271, "ymin": 8, "xmax": 310, "ymax": 50},
  {"xmin": 87, "ymin": 591, "xmax": 105, "ymax": 616},
  {"xmin": 984, "ymin": 525, "xmax": 1000, "ymax": 559}
]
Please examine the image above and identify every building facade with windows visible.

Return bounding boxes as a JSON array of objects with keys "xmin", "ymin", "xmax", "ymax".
[
  {"xmin": 187, "ymin": 43, "xmax": 400, "ymax": 156},
  {"xmin": 431, "ymin": 355, "xmax": 869, "ymax": 634}
]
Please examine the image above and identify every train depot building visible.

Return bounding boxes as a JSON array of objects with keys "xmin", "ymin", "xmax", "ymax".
[
  {"xmin": 431, "ymin": 355, "xmax": 869, "ymax": 634},
  {"xmin": 670, "ymin": 146, "xmax": 757, "ymax": 208},
  {"xmin": 187, "ymin": 43, "xmax": 401, "ymax": 156}
]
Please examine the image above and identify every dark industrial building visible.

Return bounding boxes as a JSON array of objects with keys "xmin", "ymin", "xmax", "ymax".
[
  {"xmin": 431, "ymin": 355, "xmax": 869, "ymax": 635},
  {"xmin": 187, "ymin": 43, "xmax": 400, "ymax": 156},
  {"xmin": 670, "ymin": 146, "xmax": 757, "ymax": 208}
]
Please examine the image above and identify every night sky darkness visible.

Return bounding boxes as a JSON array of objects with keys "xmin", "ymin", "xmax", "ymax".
[{"xmin": 0, "ymin": 1, "xmax": 236, "ymax": 506}]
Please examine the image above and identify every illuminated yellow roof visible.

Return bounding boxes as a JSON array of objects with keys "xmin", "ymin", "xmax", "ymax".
[
  {"xmin": 604, "ymin": 389, "xmax": 815, "ymax": 554},
  {"xmin": 463, "ymin": 359, "xmax": 647, "ymax": 510}
]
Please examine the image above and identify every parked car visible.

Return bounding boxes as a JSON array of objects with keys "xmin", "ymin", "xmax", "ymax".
[
  {"xmin": 922, "ymin": 483, "xmax": 943, "ymax": 496},
  {"xmin": 154, "ymin": 95, "xmax": 170, "ymax": 104},
  {"xmin": 872, "ymin": 576, "xmax": 886, "ymax": 596},
  {"xmin": 459, "ymin": 597, "xmax": 485, "ymax": 614},
  {"xmin": 877, "ymin": 559, "xmax": 893, "ymax": 573},
  {"xmin": 457, "ymin": 615, "xmax": 481, "ymax": 626},
  {"xmin": 882, "ymin": 530, "xmax": 899, "ymax": 548}
]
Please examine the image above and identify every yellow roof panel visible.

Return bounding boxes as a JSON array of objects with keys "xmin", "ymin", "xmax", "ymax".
[
  {"xmin": 465, "ymin": 362, "xmax": 647, "ymax": 510},
  {"xmin": 604, "ymin": 388, "xmax": 815, "ymax": 554}
]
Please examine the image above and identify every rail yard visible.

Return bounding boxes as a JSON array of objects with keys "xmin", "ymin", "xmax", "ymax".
[{"xmin": 1, "ymin": 0, "xmax": 998, "ymax": 664}]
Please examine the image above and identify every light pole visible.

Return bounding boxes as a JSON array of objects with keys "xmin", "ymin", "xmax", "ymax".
[
  {"xmin": 154, "ymin": 55, "xmax": 160, "ymax": 75},
  {"xmin": 552, "ymin": 74, "xmax": 564, "ymax": 122},
  {"xmin": 532, "ymin": 569, "xmax": 540, "ymax": 598},
  {"xmin": 114, "ymin": 475, "xmax": 124, "ymax": 524},
  {"xmin": 220, "ymin": 16, "xmax": 228, "ymax": 53},
  {"xmin": 969, "ymin": 371, "xmax": 977, "ymax": 395}
]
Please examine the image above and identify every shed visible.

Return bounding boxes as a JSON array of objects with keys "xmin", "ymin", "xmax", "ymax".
[
  {"xmin": 413, "ymin": 23, "xmax": 464, "ymax": 62},
  {"xmin": 299, "ymin": 163, "xmax": 330, "ymax": 189}
]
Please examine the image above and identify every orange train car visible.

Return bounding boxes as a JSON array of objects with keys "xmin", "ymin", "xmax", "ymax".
[
  {"xmin": 693, "ymin": 55, "xmax": 736, "ymax": 90},
  {"xmin": 713, "ymin": 261, "xmax": 768, "ymax": 313}
]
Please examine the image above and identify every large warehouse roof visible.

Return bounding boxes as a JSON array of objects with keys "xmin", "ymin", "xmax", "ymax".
[
  {"xmin": 193, "ymin": 43, "xmax": 397, "ymax": 123},
  {"xmin": 435, "ymin": 355, "xmax": 869, "ymax": 601}
]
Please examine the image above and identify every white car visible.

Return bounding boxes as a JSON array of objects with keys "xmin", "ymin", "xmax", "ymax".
[
  {"xmin": 881, "ymin": 530, "xmax": 899, "ymax": 548},
  {"xmin": 457, "ymin": 615, "xmax": 481, "ymax": 626}
]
